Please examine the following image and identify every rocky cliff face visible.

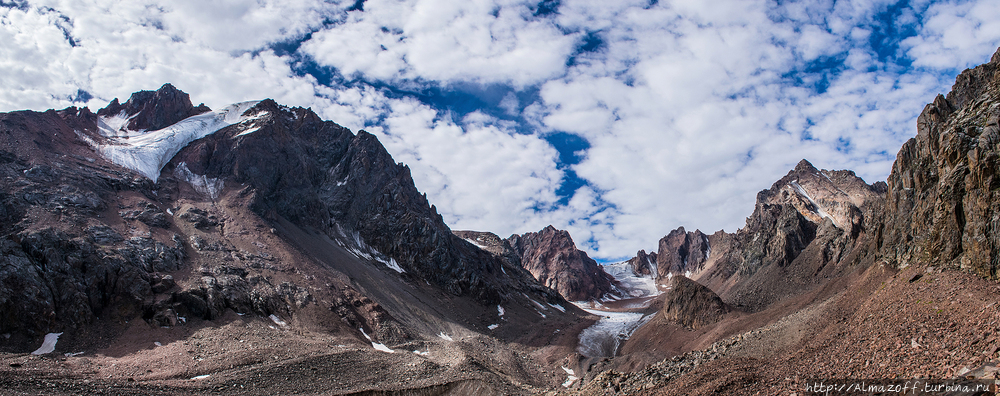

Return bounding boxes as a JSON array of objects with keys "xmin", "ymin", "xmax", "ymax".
[
  {"xmin": 654, "ymin": 227, "xmax": 710, "ymax": 278},
  {"xmin": 626, "ymin": 249, "xmax": 657, "ymax": 277},
  {"xmin": 701, "ymin": 159, "xmax": 885, "ymax": 310},
  {"xmin": 882, "ymin": 48, "xmax": 1000, "ymax": 280},
  {"xmin": 506, "ymin": 226, "xmax": 618, "ymax": 302}
]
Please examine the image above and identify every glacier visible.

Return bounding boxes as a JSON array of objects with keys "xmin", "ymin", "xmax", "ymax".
[{"xmin": 95, "ymin": 101, "xmax": 261, "ymax": 182}]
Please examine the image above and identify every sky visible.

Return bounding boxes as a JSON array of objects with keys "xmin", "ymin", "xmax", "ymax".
[{"xmin": 1, "ymin": 0, "xmax": 998, "ymax": 261}]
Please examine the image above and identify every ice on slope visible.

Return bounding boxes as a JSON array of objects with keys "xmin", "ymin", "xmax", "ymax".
[
  {"xmin": 96, "ymin": 101, "xmax": 261, "ymax": 182},
  {"xmin": 31, "ymin": 332, "xmax": 62, "ymax": 355},
  {"xmin": 575, "ymin": 307, "xmax": 651, "ymax": 358},
  {"xmin": 602, "ymin": 261, "xmax": 661, "ymax": 298},
  {"xmin": 333, "ymin": 224, "xmax": 405, "ymax": 273},
  {"xmin": 174, "ymin": 162, "xmax": 224, "ymax": 199}
]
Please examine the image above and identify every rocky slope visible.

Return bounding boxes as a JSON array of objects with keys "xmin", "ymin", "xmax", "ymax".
[{"xmin": 0, "ymin": 85, "xmax": 592, "ymax": 394}]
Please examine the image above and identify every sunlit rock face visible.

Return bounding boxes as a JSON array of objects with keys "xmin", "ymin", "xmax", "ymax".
[
  {"xmin": 507, "ymin": 225, "xmax": 619, "ymax": 302},
  {"xmin": 882, "ymin": 48, "xmax": 1000, "ymax": 279}
]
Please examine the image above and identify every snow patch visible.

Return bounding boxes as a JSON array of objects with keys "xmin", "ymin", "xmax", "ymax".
[
  {"xmin": 497, "ymin": 305, "xmax": 505, "ymax": 317},
  {"xmin": 190, "ymin": 375, "xmax": 210, "ymax": 380},
  {"xmin": 154, "ymin": 341, "xmax": 162, "ymax": 347},
  {"xmin": 561, "ymin": 366, "xmax": 578, "ymax": 387},
  {"xmin": 174, "ymin": 162, "xmax": 224, "ymax": 199},
  {"xmin": 360, "ymin": 328, "xmax": 394, "ymax": 353},
  {"xmin": 523, "ymin": 294, "xmax": 548, "ymax": 311},
  {"xmin": 234, "ymin": 126, "xmax": 261, "ymax": 137},
  {"xmin": 548, "ymin": 303, "xmax": 566, "ymax": 312},
  {"xmin": 95, "ymin": 101, "xmax": 261, "ymax": 181},
  {"xmin": 437, "ymin": 332, "xmax": 453, "ymax": 341},
  {"xmin": 703, "ymin": 234, "xmax": 711, "ymax": 260},
  {"xmin": 64, "ymin": 351, "xmax": 84, "ymax": 357},
  {"xmin": 789, "ymin": 180, "xmax": 839, "ymax": 228},
  {"xmin": 413, "ymin": 350, "xmax": 429, "ymax": 356},
  {"xmin": 31, "ymin": 333, "xmax": 62, "ymax": 355},
  {"xmin": 463, "ymin": 238, "xmax": 489, "ymax": 250},
  {"xmin": 333, "ymin": 224, "xmax": 405, "ymax": 273},
  {"xmin": 487, "ymin": 324, "xmax": 499, "ymax": 330},
  {"xmin": 269, "ymin": 314, "xmax": 288, "ymax": 327}
]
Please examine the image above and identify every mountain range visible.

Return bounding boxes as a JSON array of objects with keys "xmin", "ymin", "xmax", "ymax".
[{"xmin": 0, "ymin": 48, "xmax": 997, "ymax": 395}]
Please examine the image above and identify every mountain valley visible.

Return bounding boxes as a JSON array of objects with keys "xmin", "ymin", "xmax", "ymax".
[{"xmin": 0, "ymin": 48, "xmax": 999, "ymax": 395}]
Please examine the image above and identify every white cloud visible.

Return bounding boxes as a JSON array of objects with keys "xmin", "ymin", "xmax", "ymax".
[
  {"xmin": 302, "ymin": 0, "xmax": 577, "ymax": 87},
  {"xmin": 0, "ymin": 0, "xmax": 997, "ymax": 262},
  {"xmin": 903, "ymin": 1, "xmax": 1000, "ymax": 70},
  {"xmin": 371, "ymin": 99, "xmax": 565, "ymax": 236}
]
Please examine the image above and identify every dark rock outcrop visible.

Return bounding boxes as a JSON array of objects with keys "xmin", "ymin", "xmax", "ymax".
[
  {"xmin": 627, "ymin": 249, "xmax": 657, "ymax": 277},
  {"xmin": 506, "ymin": 225, "xmax": 618, "ymax": 301},
  {"xmin": 96, "ymin": 83, "xmax": 210, "ymax": 132},
  {"xmin": 660, "ymin": 276, "xmax": 729, "ymax": 330},
  {"xmin": 637, "ymin": 159, "xmax": 887, "ymax": 312}
]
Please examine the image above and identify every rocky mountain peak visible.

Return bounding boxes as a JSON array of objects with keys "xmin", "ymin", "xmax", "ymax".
[
  {"xmin": 794, "ymin": 158, "xmax": 818, "ymax": 172},
  {"xmin": 96, "ymin": 83, "xmax": 210, "ymax": 132},
  {"xmin": 626, "ymin": 249, "xmax": 657, "ymax": 277},
  {"xmin": 756, "ymin": 159, "xmax": 884, "ymax": 237},
  {"xmin": 655, "ymin": 227, "xmax": 710, "ymax": 279},
  {"xmin": 507, "ymin": 225, "xmax": 618, "ymax": 301}
]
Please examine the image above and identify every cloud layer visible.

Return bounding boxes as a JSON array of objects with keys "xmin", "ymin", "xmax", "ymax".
[{"xmin": 1, "ymin": 0, "xmax": 997, "ymax": 260}]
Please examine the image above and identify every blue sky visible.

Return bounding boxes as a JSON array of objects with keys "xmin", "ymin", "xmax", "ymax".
[{"xmin": 1, "ymin": 0, "xmax": 998, "ymax": 261}]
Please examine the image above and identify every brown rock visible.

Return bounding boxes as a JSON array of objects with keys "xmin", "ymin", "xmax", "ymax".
[
  {"xmin": 660, "ymin": 276, "xmax": 729, "ymax": 330},
  {"xmin": 507, "ymin": 225, "xmax": 618, "ymax": 301},
  {"xmin": 882, "ymin": 46, "xmax": 1000, "ymax": 279}
]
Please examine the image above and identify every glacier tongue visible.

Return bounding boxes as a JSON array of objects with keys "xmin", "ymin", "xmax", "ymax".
[{"xmin": 95, "ymin": 101, "xmax": 261, "ymax": 182}]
